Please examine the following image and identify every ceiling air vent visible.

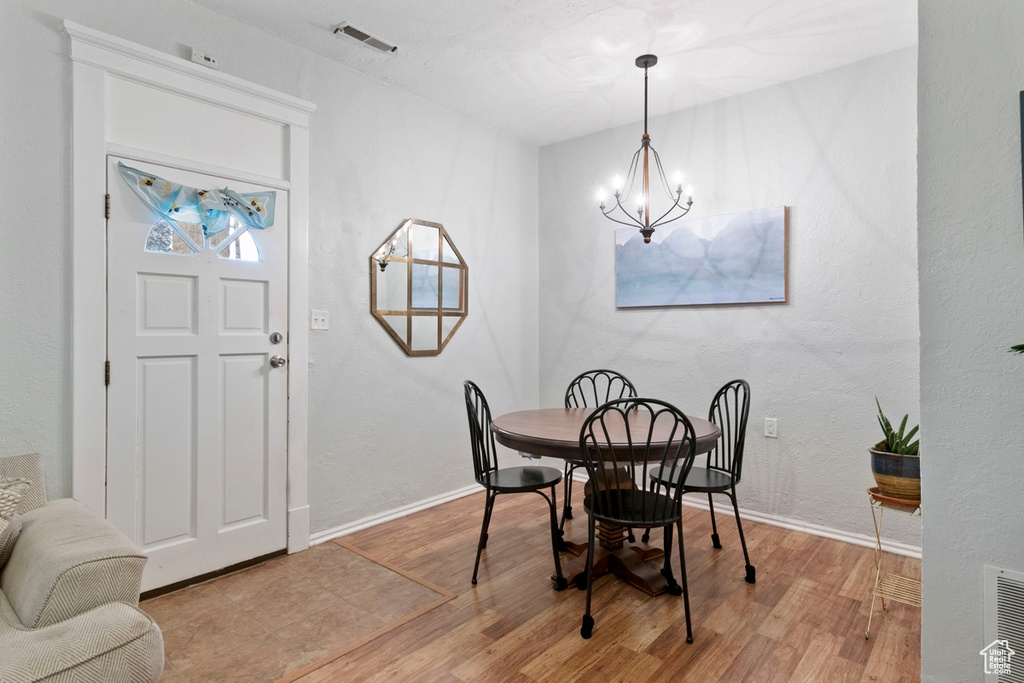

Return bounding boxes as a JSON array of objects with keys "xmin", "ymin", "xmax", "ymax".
[{"xmin": 333, "ymin": 22, "xmax": 398, "ymax": 53}]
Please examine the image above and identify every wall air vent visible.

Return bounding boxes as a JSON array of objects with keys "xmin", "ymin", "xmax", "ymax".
[
  {"xmin": 984, "ymin": 565, "xmax": 1024, "ymax": 682},
  {"xmin": 333, "ymin": 22, "xmax": 398, "ymax": 53}
]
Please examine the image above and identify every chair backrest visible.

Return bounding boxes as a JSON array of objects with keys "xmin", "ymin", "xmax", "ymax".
[
  {"xmin": 464, "ymin": 380, "xmax": 499, "ymax": 484},
  {"xmin": 706, "ymin": 380, "xmax": 751, "ymax": 482},
  {"xmin": 578, "ymin": 398, "xmax": 697, "ymax": 526},
  {"xmin": 564, "ymin": 369, "xmax": 638, "ymax": 408}
]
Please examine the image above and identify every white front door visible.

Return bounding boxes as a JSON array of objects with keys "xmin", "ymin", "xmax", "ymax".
[{"xmin": 106, "ymin": 156, "xmax": 289, "ymax": 591}]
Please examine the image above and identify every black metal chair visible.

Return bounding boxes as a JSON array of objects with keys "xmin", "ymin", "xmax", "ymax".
[
  {"xmin": 464, "ymin": 381, "xmax": 567, "ymax": 590},
  {"xmin": 577, "ymin": 398, "xmax": 697, "ymax": 641},
  {"xmin": 561, "ymin": 370, "xmax": 638, "ymax": 531},
  {"xmin": 643, "ymin": 379, "xmax": 755, "ymax": 584}
]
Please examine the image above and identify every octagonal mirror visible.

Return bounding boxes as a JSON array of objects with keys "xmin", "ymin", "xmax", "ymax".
[{"xmin": 370, "ymin": 218, "xmax": 468, "ymax": 356}]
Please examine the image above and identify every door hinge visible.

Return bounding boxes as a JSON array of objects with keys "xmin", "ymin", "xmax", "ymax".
[
  {"xmin": 104, "ymin": 361, "xmax": 110, "ymax": 386},
  {"xmin": 105, "ymin": 194, "xmax": 111, "ymax": 220}
]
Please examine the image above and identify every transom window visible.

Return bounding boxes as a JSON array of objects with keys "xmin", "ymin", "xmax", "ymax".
[{"xmin": 144, "ymin": 216, "xmax": 261, "ymax": 262}]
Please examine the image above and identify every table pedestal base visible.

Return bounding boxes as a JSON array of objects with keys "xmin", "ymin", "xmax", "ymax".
[{"xmin": 557, "ymin": 522, "xmax": 671, "ymax": 597}]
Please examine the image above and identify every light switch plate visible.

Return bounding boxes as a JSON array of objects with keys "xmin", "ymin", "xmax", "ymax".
[{"xmin": 310, "ymin": 309, "xmax": 329, "ymax": 330}]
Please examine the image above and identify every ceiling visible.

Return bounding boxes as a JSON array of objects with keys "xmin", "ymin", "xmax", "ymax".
[{"xmin": 192, "ymin": 0, "xmax": 917, "ymax": 146}]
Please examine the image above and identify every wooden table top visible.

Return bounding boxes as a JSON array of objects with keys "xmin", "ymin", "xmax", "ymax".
[{"xmin": 491, "ymin": 407, "xmax": 721, "ymax": 460}]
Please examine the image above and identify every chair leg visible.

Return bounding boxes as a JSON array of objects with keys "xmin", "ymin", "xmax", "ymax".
[
  {"xmin": 546, "ymin": 485, "xmax": 567, "ymax": 591},
  {"xmin": 728, "ymin": 490, "xmax": 755, "ymax": 584},
  {"xmin": 676, "ymin": 516, "xmax": 694, "ymax": 644},
  {"xmin": 580, "ymin": 514, "xmax": 597, "ymax": 639},
  {"xmin": 660, "ymin": 523, "xmax": 681, "ymax": 596},
  {"xmin": 472, "ymin": 490, "xmax": 496, "ymax": 585},
  {"xmin": 641, "ymin": 477, "xmax": 658, "ymax": 545},
  {"xmin": 708, "ymin": 492, "xmax": 722, "ymax": 549},
  {"xmin": 561, "ymin": 462, "xmax": 575, "ymax": 527}
]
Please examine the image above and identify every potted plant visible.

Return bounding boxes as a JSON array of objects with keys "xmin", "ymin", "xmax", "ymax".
[{"xmin": 869, "ymin": 398, "xmax": 920, "ymax": 501}]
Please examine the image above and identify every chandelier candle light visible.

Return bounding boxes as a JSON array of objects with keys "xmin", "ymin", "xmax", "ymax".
[{"xmin": 599, "ymin": 55, "xmax": 693, "ymax": 243}]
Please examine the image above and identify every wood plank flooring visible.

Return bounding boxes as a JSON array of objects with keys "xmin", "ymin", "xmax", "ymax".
[{"xmin": 286, "ymin": 486, "xmax": 920, "ymax": 682}]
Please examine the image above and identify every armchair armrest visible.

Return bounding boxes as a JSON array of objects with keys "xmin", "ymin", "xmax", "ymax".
[
  {"xmin": 0, "ymin": 499, "xmax": 146, "ymax": 628},
  {"xmin": 0, "ymin": 593, "xmax": 163, "ymax": 683}
]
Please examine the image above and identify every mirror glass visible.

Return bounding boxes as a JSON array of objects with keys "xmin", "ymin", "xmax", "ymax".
[
  {"xmin": 442, "ymin": 236, "xmax": 459, "ymax": 264},
  {"xmin": 370, "ymin": 218, "xmax": 468, "ymax": 356},
  {"xmin": 410, "ymin": 224, "xmax": 439, "ymax": 260},
  {"xmin": 411, "ymin": 316, "xmax": 439, "ymax": 352},
  {"xmin": 442, "ymin": 267, "xmax": 463, "ymax": 311},
  {"xmin": 441, "ymin": 316, "xmax": 459, "ymax": 344},
  {"xmin": 411, "ymin": 264, "xmax": 439, "ymax": 310},
  {"xmin": 378, "ymin": 261, "xmax": 408, "ymax": 311}
]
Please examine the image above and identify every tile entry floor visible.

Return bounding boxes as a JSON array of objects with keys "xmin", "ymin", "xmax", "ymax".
[{"xmin": 142, "ymin": 540, "xmax": 449, "ymax": 682}]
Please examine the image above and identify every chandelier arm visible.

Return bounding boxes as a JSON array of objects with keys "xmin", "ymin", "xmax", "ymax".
[
  {"xmin": 651, "ymin": 191, "xmax": 692, "ymax": 225},
  {"xmin": 649, "ymin": 208, "xmax": 693, "ymax": 228},
  {"xmin": 604, "ymin": 198, "xmax": 646, "ymax": 228},
  {"xmin": 649, "ymin": 146, "xmax": 677, "ymax": 199},
  {"xmin": 601, "ymin": 209, "xmax": 648, "ymax": 229},
  {"xmin": 620, "ymin": 148, "xmax": 643, "ymax": 200}
]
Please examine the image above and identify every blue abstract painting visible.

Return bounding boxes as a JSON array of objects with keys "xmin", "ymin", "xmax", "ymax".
[{"xmin": 615, "ymin": 206, "xmax": 787, "ymax": 307}]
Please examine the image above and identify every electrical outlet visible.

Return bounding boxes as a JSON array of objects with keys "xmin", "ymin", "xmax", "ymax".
[
  {"xmin": 310, "ymin": 309, "xmax": 329, "ymax": 330},
  {"xmin": 190, "ymin": 48, "xmax": 220, "ymax": 70},
  {"xmin": 764, "ymin": 418, "xmax": 777, "ymax": 438}
]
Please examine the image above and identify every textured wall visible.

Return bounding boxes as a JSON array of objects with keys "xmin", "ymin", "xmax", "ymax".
[
  {"xmin": 538, "ymin": 48, "xmax": 921, "ymax": 545},
  {"xmin": 919, "ymin": 3, "xmax": 1024, "ymax": 681},
  {"xmin": 0, "ymin": 0, "xmax": 540, "ymax": 527}
]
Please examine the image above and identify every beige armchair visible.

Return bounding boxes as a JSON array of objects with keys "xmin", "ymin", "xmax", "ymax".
[{"xmin": 0, "ymin": 453, "xmax": 164, "ymax": 682}]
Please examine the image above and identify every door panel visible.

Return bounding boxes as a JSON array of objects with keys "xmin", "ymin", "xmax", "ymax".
[
  {"xmin": 139, "ymin": 356, "xmax": 196, "ymax": 547},
  {"xmin": 221, "ymin": 353, "xmax": 269, "ymax": 525},
  {"xmin": 106, "ymin": 156, "xmax": 288, "ymax": 590}
]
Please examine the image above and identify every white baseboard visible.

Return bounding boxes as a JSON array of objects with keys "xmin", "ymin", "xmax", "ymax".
[
  {"xmin": 309, "ymin": 474, "xmax": 921, "ymax": 560},
  {"xmin": 569, "ymin": 470, "xmax": 921, "ymax": 558},
  {"xmin": 309, "ymin": 483, "xmax": 484, "ymax": 546},
  {"xmin": 677, "ymin": 496, "xmax": 921, "ymax": 559}
]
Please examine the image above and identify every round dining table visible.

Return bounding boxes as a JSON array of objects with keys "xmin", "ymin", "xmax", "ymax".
[{"xmin": 491, "ymin": 407, "xmax": 721, "ymax": 596}]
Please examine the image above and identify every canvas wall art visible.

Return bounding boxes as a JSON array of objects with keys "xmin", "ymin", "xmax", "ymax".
[{"xmin": 615, "ymin": 206, "xmax": 787, "ymax": 307}]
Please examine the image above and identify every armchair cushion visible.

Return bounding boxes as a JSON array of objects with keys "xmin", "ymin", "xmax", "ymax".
[{"xmin": 1, "ymin": 499, "xmax": 147, "ymax": 629}]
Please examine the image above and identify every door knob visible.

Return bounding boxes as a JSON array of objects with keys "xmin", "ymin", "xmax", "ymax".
[{"xmin": 270, "ymin": 355, "xmax": 287, "ymax": 369}]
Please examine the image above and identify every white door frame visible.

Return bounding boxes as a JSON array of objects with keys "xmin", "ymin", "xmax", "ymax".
[{"xmin": 67, "ymin": 21, "xmax": 316, "ymax": 553}]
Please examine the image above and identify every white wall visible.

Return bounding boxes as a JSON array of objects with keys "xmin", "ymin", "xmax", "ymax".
[
  {"xmin": 919, "ymin": 3, "xmax": 1024, "ymax": 681},
  {"xmin": 0, "ymin": 0, "xmax": 539, "ymax": 528},
  {"xmin": 538, "ymin": 48, "xmax": 921, "ymax": 546}
]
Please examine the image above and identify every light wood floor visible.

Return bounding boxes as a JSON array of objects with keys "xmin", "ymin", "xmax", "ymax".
[{"xmin": 285, "ymin": 487, "xmax": 921, "ymax": 682}]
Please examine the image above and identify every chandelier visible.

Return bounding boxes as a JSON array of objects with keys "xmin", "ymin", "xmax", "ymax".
[{"xmin": 599, "ymin": 55, "xmax": 693, "ymax": 243}]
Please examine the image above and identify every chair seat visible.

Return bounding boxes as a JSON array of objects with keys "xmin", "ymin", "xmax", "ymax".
[
  {"xmin": 650, "ymin": 465, "xmax": 734, "ymax": 492},
  {"xmin": 481, "ymin": 466, "xmax": 562, "ymax": 493},
  {"xmin": 583, "ymin": 489, "xmax": 679, "ymax": 528},
  {"xmin": 682, "ymin": 466, "xmax": 735, "ymax": 492}
]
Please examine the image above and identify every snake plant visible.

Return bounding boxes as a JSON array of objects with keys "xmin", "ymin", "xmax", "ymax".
[{"xmin": 874, "ymin": 398, "xmax": 920, "ymax": 455}]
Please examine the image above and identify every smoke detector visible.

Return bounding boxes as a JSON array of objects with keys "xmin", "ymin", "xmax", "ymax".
[{"xmin": 333, "ymin": 22, "xmax": 398, "ymax": 53}]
